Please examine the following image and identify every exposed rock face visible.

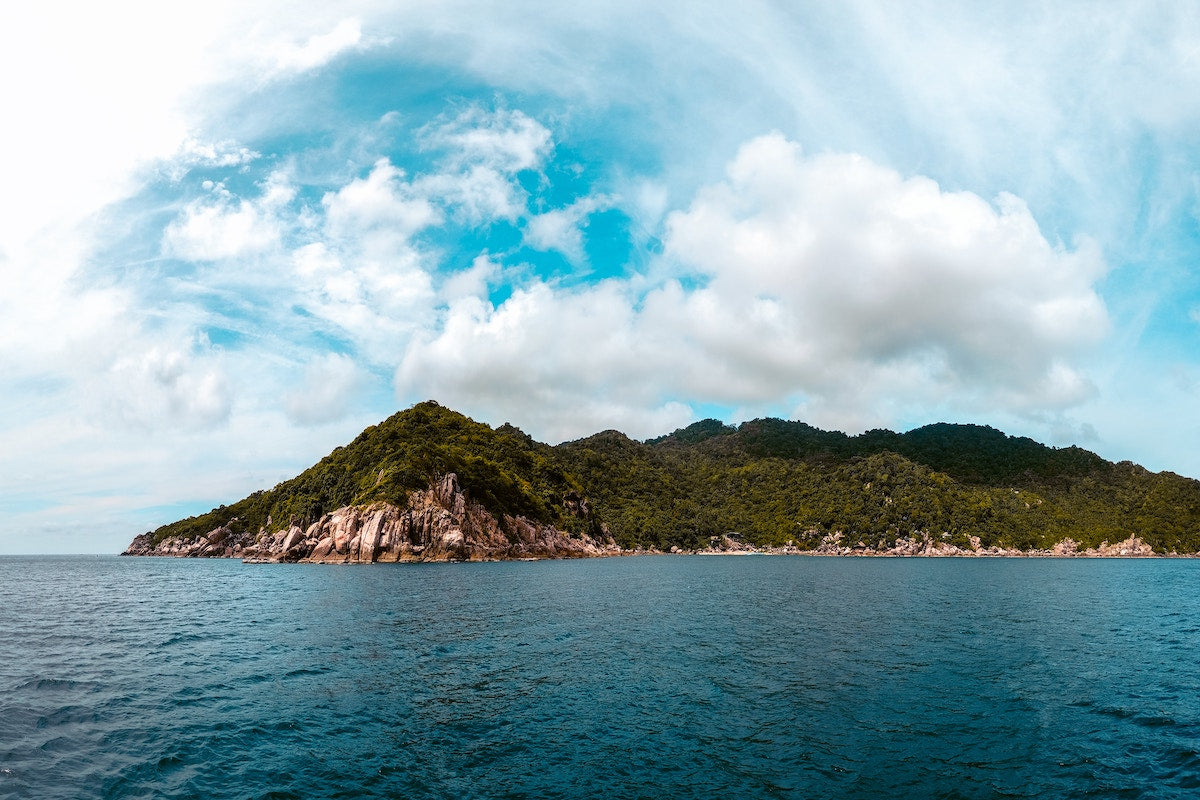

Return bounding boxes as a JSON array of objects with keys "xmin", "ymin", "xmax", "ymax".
[
  {"xmin": 123, "ymin": 473, "xmax": 621, "ymax": 563},
  {"xmin": 726, "ymin": 532, "xmax": 1169, "ymax": 558},
  {"xmin": 1082, "ymin": 536, "xmax": 1158, "ymax": 557}
]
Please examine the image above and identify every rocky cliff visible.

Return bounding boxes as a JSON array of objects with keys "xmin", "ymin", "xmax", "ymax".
[{"xmin": 123, "ymin": 473, "xmax": 621, "ymax": 562}]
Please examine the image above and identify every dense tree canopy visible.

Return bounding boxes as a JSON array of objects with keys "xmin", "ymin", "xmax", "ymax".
[{"xmin": 150, "ymin": 403, "xmax": 1200, "ymax": 553}]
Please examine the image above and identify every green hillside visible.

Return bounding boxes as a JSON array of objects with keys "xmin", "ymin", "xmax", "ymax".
[
  {"xmin": 150, "ymin": 402, "xmax": 594, "ymax": 545},
  {"xmin": 149, "ymin": 402, "xmax": 1200, "ymax": 554}
]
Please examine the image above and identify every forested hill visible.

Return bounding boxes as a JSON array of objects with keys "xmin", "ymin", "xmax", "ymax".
[
  {"xmin": 148, "ymin": 401, "xmax": 1200, "ymax": 554},
  {"xmin": 646, "ymin": 418, "xmax": 1106, "ymax": 486}
]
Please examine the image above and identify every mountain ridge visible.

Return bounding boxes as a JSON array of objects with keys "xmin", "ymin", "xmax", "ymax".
[{"xmin": 124, "ymin": 401, "xmax": 1200, "ymax": 559}]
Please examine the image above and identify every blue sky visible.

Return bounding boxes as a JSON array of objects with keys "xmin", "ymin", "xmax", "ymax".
[{"xmin": 3, "ymin": 1, "xmax": 1200, "ymax": 553}]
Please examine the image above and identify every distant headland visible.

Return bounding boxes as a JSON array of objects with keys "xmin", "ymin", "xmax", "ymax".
[{"xmin": 123, "ymin": 401, "xmax": 1200, "ymax": 562}]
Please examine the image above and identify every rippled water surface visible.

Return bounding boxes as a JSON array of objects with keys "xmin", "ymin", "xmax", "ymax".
[{"xmin": 3, "ymin": 555, "xmax": 1200, "ymax": 799}]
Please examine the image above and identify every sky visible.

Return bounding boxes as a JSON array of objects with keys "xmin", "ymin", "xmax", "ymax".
[{"xmin": 3, "ymin": 1, "xmax": 1200, "ymax": 554}]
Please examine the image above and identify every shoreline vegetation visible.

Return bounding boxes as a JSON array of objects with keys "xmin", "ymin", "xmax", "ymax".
[{"xmin": 125, "ymin": 401, "xmax": 1200, "ymax": 562}]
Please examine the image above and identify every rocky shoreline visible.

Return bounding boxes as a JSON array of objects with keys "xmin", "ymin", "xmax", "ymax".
[
  {"xmin": 123, "ymin": 474, "xmax": 621, "ymax": 563},
  {"xmin": 124, "ymin": 476, "xmax": 1186, "ymax": 562},
  {"xmin": 672, "ymin": 532, "xmax": 1181, "ymax": 558}
]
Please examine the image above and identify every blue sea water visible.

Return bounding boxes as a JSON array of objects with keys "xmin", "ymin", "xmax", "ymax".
[{"xmin": 2, "ymin": 555, "xmax": 1200, "ymax": 799}]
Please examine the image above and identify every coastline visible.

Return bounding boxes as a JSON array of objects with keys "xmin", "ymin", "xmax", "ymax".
[
  {"xmin": 668, "ymin": 532, "xmax": 1189, "ymax": 559},
  {"xmin": 124, "ymin": 533, "xmax": 1195, "ymax": 563},
  {"xmin": 125, "ymin": 473, "xmax": 1191, "ymax": 563}
]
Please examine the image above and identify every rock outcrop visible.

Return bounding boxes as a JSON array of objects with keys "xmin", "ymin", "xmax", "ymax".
[
  {"xmin": 676, "ymin": 531, "xmax": 1176, "ymax": 558},
  {"xmin": 714, "ymin": 532, "xmax": 1170, "ymax": 558},
  {"xmin": 123, "ymin": 473, "xmax": 1177, "ymax": 562},
  {"xmin": 123, "ymin": 473, "xmax": 621, "ymax": 563}
]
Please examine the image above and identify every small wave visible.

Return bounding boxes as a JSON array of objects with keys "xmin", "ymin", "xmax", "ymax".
[
  {"xmin": 1096, "ymin": 705, "xmax": 1137, "ymax": 720},
  {"xmin": 1132, "ymin": 713, "xmax": 1177, "ymax": 729},
  {"xmin": 1161, "ymin": 747, "xmax": 1200, "ymax": 772},
  {"xmin": 10, "ymin": 554, "xmax": 1200, "ymax": 800},
  {"xmin": 36, "ymin": 705, "xmax": 101, "ymax": 729},
  {"xmin": 281, "ymin": 667, "xmax": 331, "ymax": 679},
  {"xmin": 14, "ymin": 677, "xmax": 98, "ymax": 693},
  {"xmin": 158, "ymin": 631, "xmax": 214, "ymax": 647}
]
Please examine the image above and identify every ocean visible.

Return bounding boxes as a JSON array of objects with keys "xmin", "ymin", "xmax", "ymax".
[{"xmin": 2, "ymin": 554, "xmax": 1198, "ymax": 799}]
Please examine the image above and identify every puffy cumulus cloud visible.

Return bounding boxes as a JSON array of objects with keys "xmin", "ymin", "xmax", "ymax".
[
  {"xmin": 322, "ymin": 158, "xmax": 441, "ymax": 251},
  {"xmin": 305, "ymin": 110, "xmax": 551, "ymax": 252},
  {"xmin": 440, "ymin": 252, "xmax": 501, "ymax": 303},
  {"xmin": 396, "ymin": 281, "xmax": 695, "ymax": 441},
  {"xmin": 661, "ymin": 133, "xmax": 1109, "ymax": 416},
  {"xmin": 163, "ymin": 172, "xmax": 296, "ymax": 261},
  {"xmin": 284, "ymin": 353, "xmax": 368, "ymax": 426},
  {"xmin": 297, "ymin": 161, "xmax": 441, "ymax": 360},
  {"xmin": 151, "ymin": 110, "xmax": 554, "ymax": 385},
  {"xmin": 224, "ymin": 113, "xmax": 555, "ymax": 367},
  {"xmin": 396, "ymin": 134, "xmax": 1109, "ymax": 441},
  {"xmin": 524, "ymin": 195, "xmax": 612, "ymax": 263}
]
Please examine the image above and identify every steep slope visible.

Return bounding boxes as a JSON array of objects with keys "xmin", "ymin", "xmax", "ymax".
[
  {"xmin": 125, "ymin": 472, "xmax": 618, "ymax": 562},
  {"xmin": 127, "ymin": 402, "xmax": 611, "ymax": 561}
]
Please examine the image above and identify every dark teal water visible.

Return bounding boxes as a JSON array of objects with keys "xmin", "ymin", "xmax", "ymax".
[{"xmin": 2, "ymin": 555, "xmax": 1199, "ymax": 799}]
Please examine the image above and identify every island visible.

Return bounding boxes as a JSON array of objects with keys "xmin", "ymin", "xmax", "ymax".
[{"xmin": 123, "ymin": 401, "xmax": 1200, "ymax": 561}]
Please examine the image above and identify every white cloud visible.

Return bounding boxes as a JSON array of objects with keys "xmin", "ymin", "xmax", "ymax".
[
  {"xmin": 262, "ymin": 115, "xmax": 557, "ymax": 364},
  {"xmin": 414, "ymin": 108, "xmax": 553, "ymax": 224},
  {"xmin": 423, "ymin": 106, "xmax": 553, "ymax": 173},
  {"xmin": 169, "ymin": 138, "xmax": 261, "ymax": 179},
  {"xmin": 661, "ymin": 133, "xmax": 1109, "ymax": 412},
  {"xmin": 397, "ymin": 133, "xmax": 1110, "ymax": 442},
  {"xmin": 441, "ymin": 253, "xmax": 501, "ymax": 303},
  {"xmin": 322, "ymin": 158, "xmax": 441, "ymax": 246},
  {"xmin": 396, "ymin": 280, "xmax": 684, "ymax": 441},
  {"xmin": 104, "ymin": 343, "xmax": 233, "ymax": 430},
  {"xmin": 524, "ymin": 195, "xmax": 612, "ymax": 263},
  {"xmin": 292, "ymin": 241, "xmax": 342, "ymax": 279},
  {"xmin": 278, "ymin": 160, "xmax": 443, "ymax": 362},
  {"xmin": 415, "ymin": 167, "xmax": 530, "ymax": 225},
  {"xmin": 284, "ymin": 353, "xmax": 368, "ymax": 425},
  {"xmin": 267, "ymin": 17, "xmax": 363, "ymax": 74},
  {"xmin": 163, "ymin": 172, "xmax": 296, "ymax": 261}
]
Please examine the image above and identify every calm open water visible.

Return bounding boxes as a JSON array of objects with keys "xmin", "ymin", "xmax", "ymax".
[{"xmin": 2, "ymin": 555, "xmax": 1199, "ymax": 799}]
